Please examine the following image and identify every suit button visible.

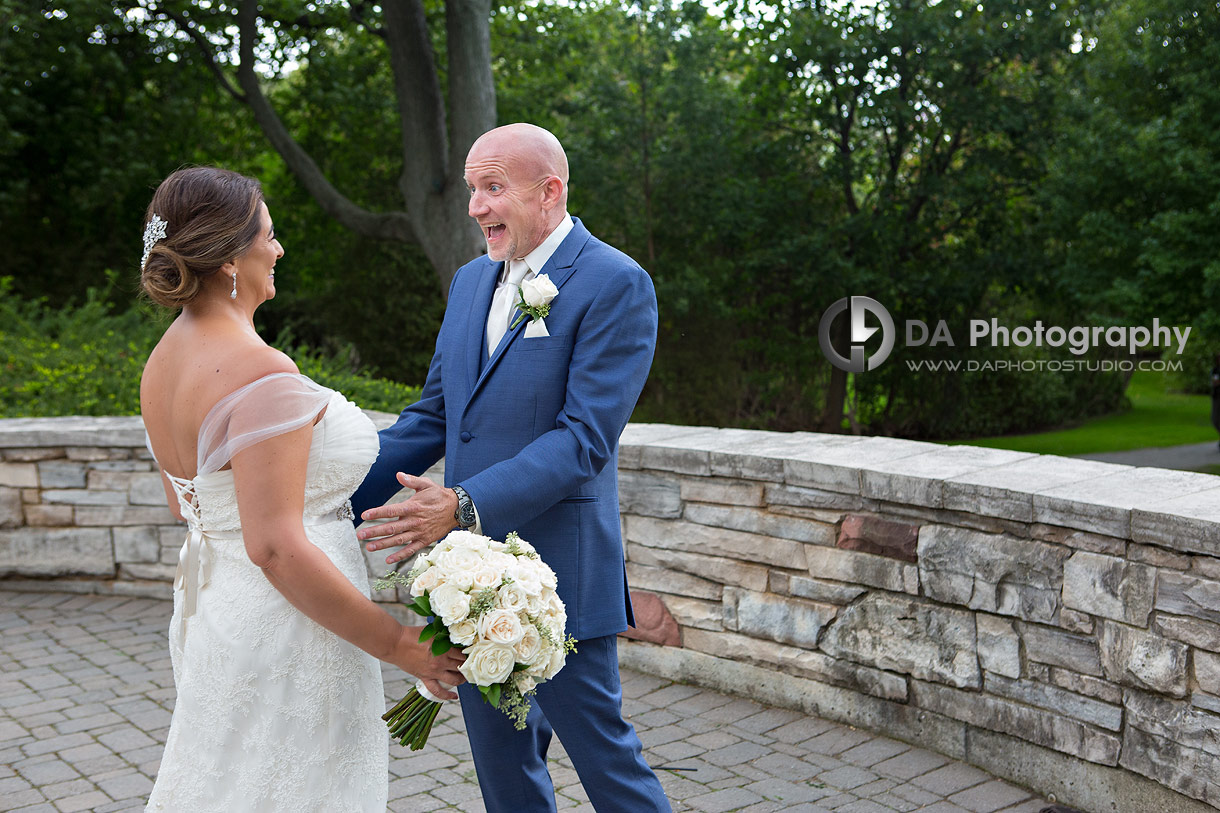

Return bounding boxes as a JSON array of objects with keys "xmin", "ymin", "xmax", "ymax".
[{"xmin": 460, "ymin": 431, "xmax": 472, "ymax": 443}]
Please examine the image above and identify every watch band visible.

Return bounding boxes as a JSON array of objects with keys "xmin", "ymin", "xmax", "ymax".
[{"xmin": 452, "ymin": 485, "xmax": 476, "ymax": 529}]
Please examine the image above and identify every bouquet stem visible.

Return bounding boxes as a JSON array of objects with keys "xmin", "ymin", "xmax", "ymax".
[{"xmin": 383, "ymin": 681, "xmax": 448, "ymax": 751}]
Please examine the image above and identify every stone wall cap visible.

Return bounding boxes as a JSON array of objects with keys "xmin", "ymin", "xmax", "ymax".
[
  {"xmin": 786, "ymin": 435, "xmax": 939, "ymax": 465},
  {"xmin": 620, "ymin": 423, "xmax": 721, "ymax": 447},
  {"xmin": 945, "ymin": 454, "xmax": 1130, "ymax": 491},
  {"xmin": 863, "ymin": 444, "xmax": 1037, "ymax": 478},
  {"xmin": 0, "ymin": 410, "xmax": 401, "ymax": 446},
  {"xmin": 1136, "ymin": 484, "xmax": 1220, "ymax": 524},
  {"xmin": 0, "ymin": 416, "xmax": 145, "ymax": 448},
  {"xmin": 1034, "ymin": 465, "xmax": 1220, "ymax": 508},
  {"xmin": 715, "ymin": 431, "xmax": 858, "ymax": 459}
]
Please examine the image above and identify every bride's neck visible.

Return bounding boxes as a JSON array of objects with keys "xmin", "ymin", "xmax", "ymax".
[{"xmin": 181, "ymin": 297, "xmax": 259, "ymax": 336}]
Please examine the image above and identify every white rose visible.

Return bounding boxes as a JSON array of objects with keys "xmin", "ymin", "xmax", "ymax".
[
  {"xmin": 541, "ymin": 608, "xmax": 567, "ymax": 639},
  {"xmin": 479, "ymin": 609, "xmax": 525, "ymax": 646},
  {"xmin": 508, "ymin": 560, "xmax": 542, "ymax": 596},
  {"xmin": 428, "ymin": 583, "xmax": 471, "ymax": 626},
  {"xmin": 525, "ymin": 592, "xmax": 544, "ymax": 616},
  {"xmin": 496, "ymin": 583, "xmax": 530, "ymax": 615},
  {"xmin": 526, "ymin": 644, "xmax": 561, "ymax": 678},
  {"xmin": 447, "ymin": 530, "xmax": 491, "ymax": 551},
  {"xmin": 545, "ymin": 591, "xmax": 565, "ymax": 617},
  {"xmin": 520, "ymin": 274, "xmax": 558, "ymax": 308},
  {"xmin": 471, "ymin": 564, "xmax": 503, "ymax": 591},
  {"xmin": 460, "ymin": 642, "xmax": 516, "ymax": 686},
  {"xmin": 514, "ymin": 673, "xmax": 538, "ymax": 695},
  {"xmin": 537, "ymin": 562, "xmax": 557, "ymax": 591},
  {"xmin": 448, "ymin": 569, "xmax": 475, "ymax": 591},
  {"xmin": 513, "ymin": 623, "xmax": 543, "ymax": 664},
  {"xmin": 540, "ymin": 645, "xmax": 567, "ymax": 680},
  {"xmin": 437, "ymin": 546, "xmax": 483, "ymax": 576},
  {"xmin": 411, "ymin": 566, "xmax": 441, "ymax": 597},
  {"xmin": 448, "ymin": 618, "xmax": 479, "ymax": 648},
  {"xmin": 487, "ymin": 552, "xmax": 516, "ymax": 573}
]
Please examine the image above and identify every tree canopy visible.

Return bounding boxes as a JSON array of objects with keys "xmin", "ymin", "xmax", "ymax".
[{"xmin": 3, "ymin": 0, "xmax": 1215, "ymax": 435}]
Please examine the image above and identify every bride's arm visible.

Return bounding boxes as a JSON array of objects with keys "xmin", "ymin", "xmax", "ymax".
[{"xmin": 231, "ymin": 421, "xmax": 464, "ymax": 696}]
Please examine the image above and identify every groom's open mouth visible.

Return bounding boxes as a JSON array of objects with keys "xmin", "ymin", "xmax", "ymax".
[{"xmin": 484, "ymin": 223, "xmax": 506, "ymax": 242}]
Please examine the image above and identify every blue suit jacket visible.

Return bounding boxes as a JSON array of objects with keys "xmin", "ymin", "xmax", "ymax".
[{"xmin": 352, "ymin": 217, "xmax": 658, "ymax": 640}]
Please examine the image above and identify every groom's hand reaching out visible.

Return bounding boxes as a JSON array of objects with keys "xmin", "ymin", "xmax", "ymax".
[{"xmin": 356, "ymin": 472, "xmax": 459, "ymax": 564}]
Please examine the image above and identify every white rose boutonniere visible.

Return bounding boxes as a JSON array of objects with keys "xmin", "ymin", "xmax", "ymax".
[{"xmin": 511, "ymin": 274, "xmax": 558, "ymax": 329}]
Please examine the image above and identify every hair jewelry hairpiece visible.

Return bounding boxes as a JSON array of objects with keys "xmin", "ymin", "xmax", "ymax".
[{"xmin": 141, "ymin": 214, "xmax": 168, "ymax": 269}]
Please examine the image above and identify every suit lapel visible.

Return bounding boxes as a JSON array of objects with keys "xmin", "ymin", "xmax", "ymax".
[{"xmin": 468, "ymin": 218, "xmax": 592, "ymax": 403}]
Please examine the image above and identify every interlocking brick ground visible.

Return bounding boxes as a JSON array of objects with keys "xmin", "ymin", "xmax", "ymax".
[{"xmin": 1, "ymin": 590, "xmax": 1050, "ymax": 812}]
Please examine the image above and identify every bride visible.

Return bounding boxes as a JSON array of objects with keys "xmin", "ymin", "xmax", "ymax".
[{"xmin": 138, "ymin": 167, "xmax": 464, "ymax": 812}]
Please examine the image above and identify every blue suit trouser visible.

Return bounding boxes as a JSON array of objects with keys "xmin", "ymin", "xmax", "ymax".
[{"xmin": 457, "ymin": 634, "xmax": 671, "ymax": 812}]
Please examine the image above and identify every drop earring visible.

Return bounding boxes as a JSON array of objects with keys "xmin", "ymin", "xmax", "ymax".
[{"xmin": 230, "ymin": 272, "xmax": 238, "ymax": 300}]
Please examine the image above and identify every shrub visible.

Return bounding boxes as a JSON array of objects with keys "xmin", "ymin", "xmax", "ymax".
[{"xmin": 0, "ymin": 277, "xmax": 419, "ymax": 418}]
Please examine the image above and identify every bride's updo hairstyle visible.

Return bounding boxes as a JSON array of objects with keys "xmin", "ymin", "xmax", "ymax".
[{"xmin": 140, "ymin": 167, "xmax": 264, "ymax": 309}]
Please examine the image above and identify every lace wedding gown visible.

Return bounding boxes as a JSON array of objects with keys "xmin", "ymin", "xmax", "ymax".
[{"xmin": 145, "ymin": 373, "xmax": 388, "ymax": 812}]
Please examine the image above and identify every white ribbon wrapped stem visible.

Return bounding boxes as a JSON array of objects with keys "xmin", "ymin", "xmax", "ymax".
[{"xmin": 414, "ymin": 679, "xmax": 454, "ymax": 704}]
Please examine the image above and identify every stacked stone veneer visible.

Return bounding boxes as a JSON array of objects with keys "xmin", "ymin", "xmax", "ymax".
[
  {"xmin": 6, "ymin": 417, "xmax": 1220, "ymax": 810},
  {"xmin": 614, "ymin": 424, "xmax": 1220, "ymax": 813},
  {"xmin": 0, "ymin": 415, "xmax": 415, "ymax": 604}
]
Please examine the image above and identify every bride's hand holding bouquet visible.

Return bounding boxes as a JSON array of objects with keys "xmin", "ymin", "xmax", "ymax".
[{"xmin": 376, "ymin": 530, "xmax": 577, "ymax": 750}]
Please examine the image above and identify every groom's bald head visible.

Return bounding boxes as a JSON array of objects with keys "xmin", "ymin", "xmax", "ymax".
[
  {"xmin": 464, "ymin": 124, "xmax": 570, "ymax": 260},
  {"xmin": 469, "ymin": 123, "xmax": 569, "ymax": 193}
]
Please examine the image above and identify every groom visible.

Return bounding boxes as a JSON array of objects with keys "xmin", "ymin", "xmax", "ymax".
[{"xmin": 351, "ymin": 123, "xmax": 671, "ymax": 812}]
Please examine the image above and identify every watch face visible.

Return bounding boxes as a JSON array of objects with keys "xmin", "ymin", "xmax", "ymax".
[{"xmin": 455, "ymin": 490, "xmax": 476, "ymax": 527}]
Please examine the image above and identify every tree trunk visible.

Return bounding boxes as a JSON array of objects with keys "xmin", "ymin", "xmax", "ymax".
[
  {"xmin": 230, "ymin": 0, "xmax": 492, "ymax": 298},
  {"xmin": 820, "ymin": 314, "xmax": 849, "ymax": 433}
]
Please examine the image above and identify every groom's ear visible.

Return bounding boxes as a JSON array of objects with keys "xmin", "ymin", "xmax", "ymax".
[{"xmin": 540, "ymin": 176, "xmax": 564, "ymax": 210}]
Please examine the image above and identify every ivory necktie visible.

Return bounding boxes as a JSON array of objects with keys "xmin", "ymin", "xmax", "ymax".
[{"xmin": 487, "ymin": 259, "xmax": 530, "ymax": 356}]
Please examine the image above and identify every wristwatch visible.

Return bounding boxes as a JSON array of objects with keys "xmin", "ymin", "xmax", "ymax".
[{"xmin": 452, "ymin": 485, "xmax": 476, "ymax": 529}]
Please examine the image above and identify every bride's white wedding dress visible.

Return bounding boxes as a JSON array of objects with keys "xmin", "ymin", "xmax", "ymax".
[{"xmin": 145, "ymin": 373, "xmax": 388, "ymax": 812}]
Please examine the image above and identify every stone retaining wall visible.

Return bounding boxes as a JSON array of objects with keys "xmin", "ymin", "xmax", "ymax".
[
  {"xmin": 5, "ymin": 417, "xmax": 1220, "ymax": 811},
  {"xmin": 614, "ymin": 424, "xmax": 1220, "ymax": 813},
  {"xmin": 0, "ymin": 414, "xmax": 418, "ymax": 603}
]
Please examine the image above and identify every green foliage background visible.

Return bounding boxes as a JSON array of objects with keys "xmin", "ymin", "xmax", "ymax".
[
  {"xmin": 2, "ymin": 0, "xmax": 1216, "ymax": 436},
  {"xmin": 0, "ymin": 277, "xmax": 419, "ymax": 417}
]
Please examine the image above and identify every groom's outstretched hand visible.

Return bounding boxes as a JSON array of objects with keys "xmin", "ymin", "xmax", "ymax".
[{"xmin": 356, "ymin": 473, "xmax": 459, "ymax": 564}]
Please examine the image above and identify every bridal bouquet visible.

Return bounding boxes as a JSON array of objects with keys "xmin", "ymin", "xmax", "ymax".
[{"xmin": 375, "ymin": 530, "xmax": 577, "ymax": 750}]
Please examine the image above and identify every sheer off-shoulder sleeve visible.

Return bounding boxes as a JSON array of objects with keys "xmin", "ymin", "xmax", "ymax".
[{"xmin": 196, "ymin": 373, "xmax": 334, "ymax": 476}]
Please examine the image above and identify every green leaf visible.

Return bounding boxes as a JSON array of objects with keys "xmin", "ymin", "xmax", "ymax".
[
  {"xmin": 430, "ymin": 637, "xmax": 452, "ymax": 655},
  {"xmin": 410, "ymin": 595, "xmax": 432, "ymax": 617},
  {"xmin": 486, "ymin": 682, "xmax": 502, "ymax": 709}
]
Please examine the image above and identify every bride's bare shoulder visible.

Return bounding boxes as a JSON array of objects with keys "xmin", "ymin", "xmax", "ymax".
[
  {"xmin": 143, "ymin": 326, "xmax": 298, "ymax": 417},
  {"xmin": 232, "ymin": 345, "xmax": 299, "ymax": 383}
]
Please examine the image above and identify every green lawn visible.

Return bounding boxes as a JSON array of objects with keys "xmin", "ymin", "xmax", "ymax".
[{"xmin": 958, "ymin": 371, "xmax": 1217, "ymax": 456}]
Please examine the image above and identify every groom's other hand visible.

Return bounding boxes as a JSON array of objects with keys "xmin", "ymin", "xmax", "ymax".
[{"xmin": 356, "ymin": 472, "xmax": 459, "ymax": 564}]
